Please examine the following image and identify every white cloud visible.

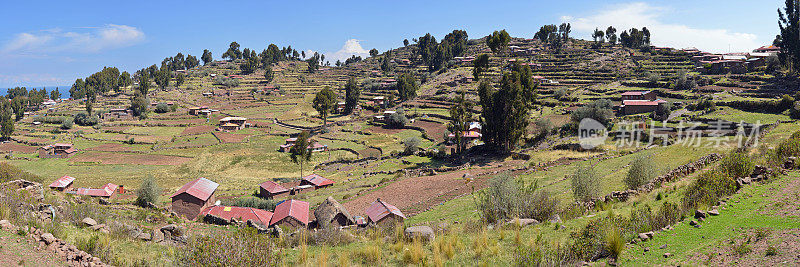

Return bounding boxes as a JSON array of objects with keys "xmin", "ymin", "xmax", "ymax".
[
  {"xmin": 562, "ymin": 2, "xmax": 760, "ymax": 53},
  {"xmin": 2, "ymin": 24, "xmax": 145, "ymax": 54},
  {"xmin": 326, "ymin": 39, "xmax": 370, "ymax": 64}
]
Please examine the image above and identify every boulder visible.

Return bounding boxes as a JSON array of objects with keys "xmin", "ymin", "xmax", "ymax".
[
  {"xmin": 708, "ymin": 209, "xmax": 720, "ymax": 216},
  {"xmin": 689, "ymin": 220, "xmax": 698, "ymax": 227},
  {"xmin": 90, "ymin": 224, "xmax": 106, "ymax": 231},
  {"xmin": 663, "ymin": 253, "xmax": 671, "ymax": 258},
  {"xmin": 694, "ymin": 210, "xmax": 707, "ymax": 219},
  {"xmin": 41, "ymin": 233, "xmax": 57, "ymax": 245},
  {"xmin": 82, "ymin": 217, "xmax": 97, "ymax": 227},
  {"xmin": 152, "ymin": 229, "xmax": 164, "ymax": 243},
  {"xmin": 507, "ymin": 218, "xmax": 539, "ymax": 227},
  {"xmin": 136, "ymin": 232, "xmax": 152, "ymax": 241},
  {"xmin": 404, "ymin": 226, "xmax": 435, "ymax": 242},
  {"xmin": 638, "ymin": 233, "xmax": 649, "ymax": 241},
  {"xmin": 98, "ymin": 198, "xmax": 109, "ymax": 205}
]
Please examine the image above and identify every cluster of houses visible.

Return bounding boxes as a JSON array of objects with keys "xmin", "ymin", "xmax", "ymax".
[
  {"xmin": 170, "ymin": 177, "xmax": 405, "ymax": 229},
  {"xmin": 188, "ymin": 106, "xmax": 218, "ymax": 116},
  {"xmin": 682, "ymin": 45, "xmax": 780, "ymax": 74},
  {"xmin": 48, "ymin": 175, "xmax": 123, "ymax": 198},
  {"xmin": 38, "ymin": 143, "xmax": 77, "ymax": 159},
  {"xmin": 618, "ymin": 90, "xmax": 668, "ymax": 115},
  {"xmin": 278, "ymin": 137, "xmax": 328, "ymax": 152}
]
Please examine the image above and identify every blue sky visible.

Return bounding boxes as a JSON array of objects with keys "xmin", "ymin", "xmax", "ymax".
[{"xmin": 0, "ymin": 0, "xmax": 783, "ymax": 88}]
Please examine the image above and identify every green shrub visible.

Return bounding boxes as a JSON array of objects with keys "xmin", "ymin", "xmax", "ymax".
[
  {"xmin": 681, "ymin": 170, "xmax": 738, "ymax": 211},
  {"xmin": 60, "ymin": 118, "xmax": 74, "ymax": 130},
  {"xmin": 624, "ymin": 154, "xmax": 658, "ymax": 190},
  {"xmin": 134, "ymin": 176, "xmax": 160, "ymax": 207},
  {"xmin": 719, "ymin": 152, "xmax": 755, "ymax": 178},
  {"xmin": 154, "ymin": 103, "xmax": 170, "ymax": 113},
  {"xmin": 74, "ymin": 112, "xmax": 99, "ymax": 126},
  {"xmin": 226, "ymin": 197, "xmax": 276, "ymax": 211},
  {"xmin": 773, "ymin": 137, "xmax": 800, "ymax": 164},
  {"xmin": 605, "ymin": 228, "xmax": 624, "ymax": 260},
  {"xmin": 402, "ymin": 137, "xmax": 421, "ymax": 155},
  {"xmin": 571, "ymin": 164, "xmax": 601, "ymax": 202},
  {"xmin": 477, "ymin": 173, "xmax": 560, "ymax": 223},
  {"xmin": 386, "ymin": 109, "xmax": 409, "ymax": 129}
]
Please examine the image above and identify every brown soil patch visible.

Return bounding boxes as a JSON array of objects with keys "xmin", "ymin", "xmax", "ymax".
[
  {"xmin": 358, "ymin": 148, "xmax": 381, "ymax": 158},
  {"xmin": 761, "ymin": 174, "xmax": 800, "ymax": 217},
  {"xmin": 214, "ymin": 132, "xmax": 250, "ymax": 143},
  {"xmin": 86, "ymin": 143, "xmax": 142, "ymax": 153},
  {"xmin": 101, "ymin": 126, "xmax": 131, "ymax": 132},
  {"xmin": 366, "ymin": 125, "xmax": 405, "ymax": 135},
  {"xmin": 0, "ymin": 231, "xmax": 63, "ymax": 267},
  {"xmin": 411, "ymin": 120, "xmax": 446, "ymax": 142},
  {"xmin": 688, "ymin": 229, "xmax": 800, "ymax": 266},
  {"xmin": 0, "ymin": 143, "xmax": 39, "ymax": 153},
  {"xmin": 343, "ymin": 161, "xmax": 523, "ymax": 217},
  {"xmin": 181, "ymin": 125, "xmax": 215, "ymax": 135},
  {"xmin": 69, "ymin": 152, "xmax": 191, "ymax": 165}
]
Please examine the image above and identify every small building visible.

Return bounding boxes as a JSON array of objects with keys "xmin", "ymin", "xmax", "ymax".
[
  {"xmin": 279, "ymin": 137, "xmax": 297, "ymax": 152},
  {"xmin": 188, "ymin": 106, "xmax": 209, "ymax": 116},
  {"xmin": 309, "ymin": 142, "xmax": 328, "ymax": 152},
  {"xmin": 200, "ymin": 205, "xmax": 273, "ymax": 227},
  {"xmin": 48, "ymin": 175, "xmax": 75, "ymax": 191},
  {"xmin": 753, "ymin": 45, "xmax": 780, "ymax": 54},
  {"xmin": 171, "ymin": 178, "xmax": 219, "ymax": 220},
  {"xmin": 38, "ymin": 143, "xmax": 77, "ymax": 159},
  {"xmin": 373, "ymin": 96, "xmax": 385, "ymax": 106},
  {"xmin": 300, "ymin": 174, "xmax": 334, "ymax": 189},
  {"xmin": 336, "ymin": 102, "xmax": 346, "ymax": 113},
  {"xmin": 258, "ymin": 180, "xmax": 289, "ymax": 199},
  {"xmin": 314, "ymin": 196, "xmax": 355, "ymax": 228},
  {"xmin": 102, "ymin": 108, "xmax": 134, "ymax": 120},
  {"xmin": 621, "ymin": 99, "xmax": 667, "ymax": 115},
  {"xmin": 218, "ymin": 117, "xmax": 247, "ymax": 131},
  {"xmin": 620, "ymin": 91, "xmax": 657, "ymax": 101},
  {"xmin": 269, "ymin": 199, "xmax": 310, "ymax": 229},
  {"xmin": 365, "ymin": 198, "xmax": 405, "ymax": 226},
  {"xmin": 74, "ymin": 183, "xmax": 119, "ymax": 198}
]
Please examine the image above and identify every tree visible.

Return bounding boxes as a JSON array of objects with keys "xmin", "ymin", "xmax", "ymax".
[
  {"xmin": 202, "ymin": 49, "xmax": 213, "ymax": 65},
  {"xmin": 185, "ymin": 55, "xmax": 200, "ymax": 69},
  {"xmin": 478, "ymin": 64, "xmax": 536, "ymax": 152},
  {"xmin": 778, "ymin": 0, "xmax": 800, "ymax": 72},
  {"xmin": 592, "ymin": 28, "xmax": 605, "ymax": 45},
  {"xmin": 130, "ymin": 92, "xmax": 149, "ymax": 117},
  {"xmin": 472, "ymin": 54, "xmax": 490, "ymax": 81},
  {"xmin": 222, "ymin": 42, "xmax": 242, "ymax": 60},
  {"xmin": 138, "ymin": 75, "xmax": 151, "ymax": 96},
  {"xmin": 386, "ymin": 109, "xmax": 409, "ymax": 128},
  {"xmin": 625, "ymin": 154, "xmax": 657, "ymax": 190},
  {"xmin": 173, "ymin": 53, "xmax": 186, "ymax": 70},
  {"xmin": 155, "ymin": 102, "xmax": 170, "ymax": 113},
  {"xmin": 343, "ymin": 77, "xmax": 360, "ymax": 114},
  {"xmin": 50, "ymin": 88, "xmax": 61, "ymax": 100},
  {"xmin": 674, "ymin": 70, "xmax": 696, "ymax": 90},
  {"xmin": 118, "ymin": 71, "xmax": 133, "ymax": 88},
  {"xmin": 175, "ymin": 73, "xmax": 186, "ymax": 88},
  {"xmin": 301, "ymin": 50, "xmax": 306, "ymax": 59},
  {"xmin": 402, "ymin": 137, "xmax": 421, "ymax": 155},
  {"xmin": 369, "ymin": 48, "xmax": 379, "ymax": 57},
  {"xmin": 642, "ymin": 27, "xmax": 651, "ymax": 46},
  {"xmin": 403, "ymin": 39, "xmax": 409, "ymax": 47},
  {"xmin": 606, "ymin": 26, "xmax": 617, "ymax": 45},
  {"xmin": 312, "ymin": 87, "xmax": 336, "ymax": 128},
  {"xmin": 449, "ymin": 90, "xmax": 473, "ymax": 154},
  {"xmin": 289, "ymin": 131, "xmax": 312, "ymax": 179},
  {"xmin": 0, "ymin": 98, "xmax": 13, "ymax": 141},
  {"xmin": 417, "ymin": 33, "xmax": 438, "ymax": 67},
  {"xmin": 306, "ymin": 52, "xmax": 321, "ymax": 73},
  {"xmin": 241, "ymin": 52, "xmax": 260, "ymax": 74},
  {"xmin": 559, "ymin": 23, "xmax": 571, "ymax": 42},
  {"xmin": 396, "ymin": 73, "xmax": 418, "ymax": 101},
  {"xmin": 154, "ymin": 69, "xmax": 171, "ymax": 90},
  {"xmin": 534, "ymin": 24, "xmax": 558, "ymax": 44},
  {"xmin": 571, "ymin": 99, "xmax": 614, "ymax": 127},
  {"xmin": 381, "ymin": 50, "xmax": 393, "ymax": 73},
  {"xmin": 10, "ymin": 98, "xmax": 24, "ymax": 121},
  {"xmin": 486, "ymin": 29, "xmax": 511, "ymax": 54},
  {"xmin": 263, "ymin": 65, "xmax": 274, "ymax": 83}
]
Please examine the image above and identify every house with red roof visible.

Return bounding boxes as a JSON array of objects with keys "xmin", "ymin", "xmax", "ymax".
[
  {"xmin": 620, "ymin": 91, "xmax": 657, "ymax": 101},
  {"xmin": 74, "ymin": 183, "xmax": 118, "ymax": 198},
  {"xmin": 269, "ymin": 199, "xmax": 310, "ymax": 229},
  {"xmin": 171, "ymin": 178, "xmax": 219, "ymax": 220},
  {"xmin": 258, "ymin": 180, "xmax": 290, "ymax": 199},
  {"xmin": 621, "ymin": 99, "xmax": 668, "ymax": 115},
  {"xmin": 365, "ymin": 198, "xmax": 405, "ymax": 226},
  {"xmin": 300, "ymin": 174, "xmax": 334, "ymax": 189},
  {"xmin": 753, "ymin": 45, "xmax": 780, "ymax": 54},
  {"xmin": 38, "ymin": 143, "xmax": 77, "ymax": 159},
  {"xmin": 48, "ymin": 175, "xmax": 75, "ymax": 191},
  {"xmin": 200, "ymin": 205, "xmax": 273, "ymax": 227}
]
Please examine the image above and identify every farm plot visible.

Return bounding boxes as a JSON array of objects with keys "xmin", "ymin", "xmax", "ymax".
[
  {"xmin": 181, "ymin": 125, "xmax": 215, "ymax": 135},
  {"xmin": 0, "ymin": 143, "xmax": 39, "ymax": 153},
  {"xmin": 68, "ymin": 151, "xmax": 192, "ymax": 165}
]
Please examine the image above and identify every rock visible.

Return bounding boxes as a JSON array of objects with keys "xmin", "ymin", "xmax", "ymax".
[
  {"xmin": 549, "ymin": 214, "xmax": 562, "ymax": 224},
  {"xmin": 643, "ymin": 247, "xmax": 650, "ymax": 252},
  {"xmin": 507, "ymin": 218, "xmax": 539, "ymax": 227},
  {"xmin": 708, "ymin": 209, "xmax": 719, "ymax": 216},
  {"xmin": 0, "ymin": 219, "xmax": 11, "ymax": 229},
  {"xmin": 638, "ymin": 233, "xmax": 650, "ymax": 241},
  {"xmin": 136, "ymin": 232, "xmax": 152, "ymax": 241},
  {"xmin": 645, "ymin": 231, "xmax": 654, "ymax": 238},
  {"xmin": 404, "ymin": 226, "xmax": 435, "ymax": 242},
  {"xmin": 203, "ymin": 214, "xmax": 230, "ymax": 225},
  {"xmin": 98, "ymin": 198, "xmax": 109, "ymax": 205},
  {"xmin": 694, "ymin": 210, "xmax": 707, "ymax": 219},
  {"xmin": 82, "ymin": 217, "xmax": 97, "ymax": 227},
  {"xmin": 152, "ymin": 229, "xmax": 164, "ymax": 243},
  {"xmin": 41, "ymin": 233, "xmax": 57, "ymax": 245},
  {"xmin": 663, "ymin": 253, "xmax": 671, "ymax": 258},
  {"xmin": 660, "ymin": 244, "xmax": 667, "ymax": 249},
  {"xmin": 689, "ymin": 220, "xmax": 698, "ymax": 227},
  {"xmin": 246, "ymin": 220, "xmax": 269, "ymax": 234},
  {"xmin": 90, "ymin": 224, "xmax": 105, "ymax": 231}
]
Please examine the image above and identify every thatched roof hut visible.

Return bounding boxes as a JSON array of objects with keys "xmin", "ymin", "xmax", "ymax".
[{"xmin": 314, "ymin": 196, "xmax": 355, "ymax": 228}]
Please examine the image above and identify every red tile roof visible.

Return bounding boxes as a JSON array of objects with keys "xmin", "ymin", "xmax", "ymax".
[
  {"xmin": 259, "ymin": 181, "xmax": 289, "ymax": 194},
  {"xmin": 171, "ymin": 177, "xmax": 219, "ymax": 201},
  {"xmin": 302, "ymin": 174, "xmax": 334, "ymax": 187},
  {"xmin": 200, "ymin": 205, "xmax": 273, "ymax": 226},
  {"xmin": 270, "ymin": 199, "xmax": 309, "ymax": 226},
  {"xmin": 365, "ymin": 198, "xmax": 405, "ymax": 223},
  {"xmin": 622, "ymin": 99, "xmax": 667, "ymax": 106},
  {"xmin": 49, "ymin": 175, "xmax": 75, "ymax": 188},
  {"xmin": 621, "ymin": 91, "xmax": 649, "ymax": 96}
]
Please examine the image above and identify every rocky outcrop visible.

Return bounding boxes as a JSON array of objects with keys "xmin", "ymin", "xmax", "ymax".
[
  {"xmin": 0, "ymin": 221, "xmax": 110, "ymax": 267},
  {"xmin": 404, "ymin": 226, "xmax": 435, "ymax": 242}
]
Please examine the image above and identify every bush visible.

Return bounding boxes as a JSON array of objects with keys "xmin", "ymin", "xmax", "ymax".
[
  {"xmin": 73, "ymin": 112, "xmax": 99, "ymax": 126},
  {"xmin": 386, "ymin": 109, "xmax": 409, "ymax": 129},
  {"xmin": 605, "ymin": 228, "xmax": 624, "ymax": 260},
  {"xmin": 718, "ymin": 152, "xmax": 755, "ymax": 179},
  {"xmin": 624, "ymin": 154, "xmax": 658, "ymax": 190},
  {"xmin": 674, "ymin": 70, "xmax": 696, "ymax": 90},
  {"xmin": 681, "ymin": 170, "xmax": 738, "ymax": 211},
  {"xmin": 571, "ymin": 164, "xmax": 601, "ymax": 202},
  {"xmin": 773, "ymin": 137, "xmax": 800, "ymax": 164},
  {"xmin": 60, "ymin": 118, "xmax": 74, "ymax": 130},
  {"xmin": 178, "ymin": 228, "xmax": 277, "ymax": 266},
  {"xmin": 154, "ymin": 103, "xmax": 169, "ymax": 113},
  {"xmin": 402, "ymin": 137, "xmax": 421, "ymax": 155},
  {"xmin": 571, "ymin": 99, "xmax": 614, "ymax": 127},
  {"xmin": 477, "ymin": 173, "xmax": 560, "ymax": 223},
  {"xmin": 134, "ymin": 176, "xmax": 160, "ymax": 207}
]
